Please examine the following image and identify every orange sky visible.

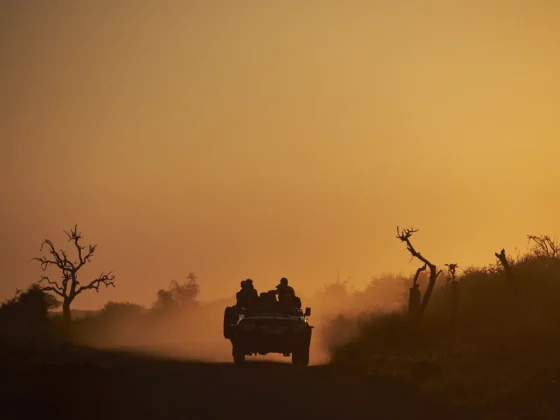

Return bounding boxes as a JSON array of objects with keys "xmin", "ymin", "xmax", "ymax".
[{"xmin": 1, "ymin": 1, "xmax": 559, "ymax": 309}]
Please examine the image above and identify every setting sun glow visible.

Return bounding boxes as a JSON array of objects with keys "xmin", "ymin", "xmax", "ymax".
[{"xmin": 2, "ymin": 1, "xmax": 559, "ymax": 308}]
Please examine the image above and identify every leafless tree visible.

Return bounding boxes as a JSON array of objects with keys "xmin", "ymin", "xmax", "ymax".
[
  {"xmin": 494, "ymin": 248, "xmax": 523, "ymax": 322},
  {"xmin": 527, "ymin": 234, "xmax": 559, "ymax": 259},
  {"xmin": 408, "ymin": 264, "xmax": 426, "ymax": 320},
  {"xmin": 32, "ymin": 225, "xmax": 115, "ymax": 323},
  {"xmin": 494, "ymin": 248, "xmax": 514, "ymax": 282},
  {"xmin": 445, "ymin": 263, "xmax": 458, "ymax": 284},
  {"xmin": 445, "ymin": 263, "xmax": 459, "ymax": 326},
  {"xmin": 396, "ymin": 226, "xmax": 442, "ymax": 319}
]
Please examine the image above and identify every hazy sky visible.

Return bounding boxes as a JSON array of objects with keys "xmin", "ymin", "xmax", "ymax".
[{"xmin": 1, "ymin": 1, "xmax": 559, "ymax": 309}]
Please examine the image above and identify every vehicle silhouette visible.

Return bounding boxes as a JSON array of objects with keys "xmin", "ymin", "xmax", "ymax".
[{"xmin": 223, "ymin": 290, "xmax": 313, "ymax": 366}]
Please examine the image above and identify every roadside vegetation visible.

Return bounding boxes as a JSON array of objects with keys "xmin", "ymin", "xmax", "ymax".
[
  {"xmin": 322, "ymin": 230, "xmax": 560, "ymax": 419},
  {"xmin": 2, "ymin": 225, "xmax": 560, "ymax": 418}
]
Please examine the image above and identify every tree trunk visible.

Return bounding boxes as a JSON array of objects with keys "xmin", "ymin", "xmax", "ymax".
[
  {"xmin": 408, "ymin": 286, "xmax": 421, "ymax": 322},
  {"xmin": 450, "ymin": 281, "xmax": 459, "ymax": 328},
  {"xmin": 495, "ymin": 249, "xmax": 515, "ymax": 282},
  {"xmin": 419, "ymin": 266, "xmax": 440, "ymax": 317},
  {"xmin": 495, "ymin": 249, "xmax": 521, "ymax": 325},
  {"xmin": 62, "ymin": 300, "xmax": 72, "ymax": 323}
]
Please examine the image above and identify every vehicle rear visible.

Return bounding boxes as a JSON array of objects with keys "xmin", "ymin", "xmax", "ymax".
[{"xmin": 223, "ymin": 307, "xmax": 313, "ymax": 366}]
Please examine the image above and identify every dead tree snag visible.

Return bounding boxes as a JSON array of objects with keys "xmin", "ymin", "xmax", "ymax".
[
  {"xmin": 408, "ymin": 264, "xmax": 426, "ymax": 320},
  {"xmin": 397, "ymin": 226, "xmax": 442, "ymax": 319},
  {"xmin": 445, "ymin": 263, "xmax": 459, "ymax": 327},
  {"xmin": 32, "ymin": 225, "xmax": 115, "ymax": 323},
  {"xmin": 494, "ymin": 248, "xmax": 514, "ymax": 282}
]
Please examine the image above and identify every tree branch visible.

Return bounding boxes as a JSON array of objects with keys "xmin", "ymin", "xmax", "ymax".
[
  {"xmin": 64, "ymin": 224, "xmax": 98, "ymax": 269},
  {"xmin": 76, "ymin": 272, "xmax": 116, "ymax": 295},
  {"xmin": 40, "ymin": 286, "xmax": 65, "ymax": 298},
  {"xmin": 413, "ymin": 264, "xmax": 427, "ymax": 286},
  {"xmin": 33, "ymin": 239, "xmax": 74, "ymax": 272},
  {"xmin": 527, "ymin": 234, "xmax": 559, "ymax": 259},
  {"xmin": 396, "ymin": 226, "xmax": 435, "ymax": 268},
  {"xmin": 38, "ymin": 275, "xmax": 63, "ymax": 292},
  {"xmin": 79, "ymin": 244, "xmax": 97, "ymax": 267},
  {"xmin": 38, "ymin": 276, "xmax": 65, "ymax": 298}
]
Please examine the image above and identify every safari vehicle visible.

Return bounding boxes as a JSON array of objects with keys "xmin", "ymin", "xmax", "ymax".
[{"xmin": 223, "ymin": 300, "xmax": 313, "ymax": 367}]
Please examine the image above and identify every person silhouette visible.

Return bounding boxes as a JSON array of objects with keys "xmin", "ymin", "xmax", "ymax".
[
  {"xmin": 244, "ymin": 279, "xmax": 259, "ymax": 308},
  {"xmin": 275, "ymin": 277, "xmax": 298, "ymax": 309}
]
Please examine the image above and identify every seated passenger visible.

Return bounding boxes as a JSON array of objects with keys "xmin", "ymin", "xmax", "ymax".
[
  {"xmin": 275, "ymin": 277, "xmax": 300, "ymax": 308},
  {"xmin": 257, "ymin": 290, "xmax": 279, "ymax": 312},
  {"xmin": 244, "ymin": 279, "xmax": 259, "ymax": 308},
  {"xmin": 235, "ymin": 280, "xmax": 246, "ymax": 306},
  {"xmin": 236, "ymin": 280, "xmax": 257, "ymax": 309},
  {"xmin": 278, "ymin": 293, "xmax": 295, "ymax": 311}
]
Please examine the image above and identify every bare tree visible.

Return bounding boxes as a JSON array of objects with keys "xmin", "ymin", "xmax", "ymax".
[
  {"xmin": 494, "ymin": 248, "xmax": 523, "ymax": 323},
  {"xmin": 527, "ymin": 234, "xmax": 559, "ymax": 259},
  {"xmin": 445, "ymin": 263, "xmax": 458, "ymax": 282},
  {"xmin": 408, "ymin": 264, "xmax": 426, "ymax": 321},
  {"xmin": 494, "ymin": 248, "xmax": 514, "ymax": 282},
  {"xmin": 32, "ymin": 225, "xmax": 115, "ymax": 323},
  {"xmin": 445, "ymin": 263, "xmax": 459, "ymax": 326},
  {"xmin": 396, "ymin": 226, "xmax": 442, "ymax": 319}
]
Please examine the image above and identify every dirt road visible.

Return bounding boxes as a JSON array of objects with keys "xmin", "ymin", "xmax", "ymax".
[{"xmin": 1, "ymin": 348, "xmax": 451, "ymax": 420}]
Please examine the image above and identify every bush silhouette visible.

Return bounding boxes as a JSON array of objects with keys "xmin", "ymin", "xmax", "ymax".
[
  {"xmin": 327, "ymin": 246, "xmax": 560, "ymax": 411},
  {"xmin": 0, "ymin": 283, "xmax": 60, "ymax": 349},
  {"xmin": 152, "ymin": 273, "xmax": 200, "ymax": 313},
  {"xmin": 0, "ymin": 283, "xmax": 60, "ymax": 323},
  {"xmin": 102, "ymin": 301, "xmax": 145, "ymax": 319}
]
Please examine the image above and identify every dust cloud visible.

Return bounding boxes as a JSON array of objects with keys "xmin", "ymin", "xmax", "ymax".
[{"xmin": 75, "ymin": 274, "xmax": 410, "ymax": 366}]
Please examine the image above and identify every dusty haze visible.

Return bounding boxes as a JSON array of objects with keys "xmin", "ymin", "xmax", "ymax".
[
  {"xmin": 72, "ymin": 273, "xmax": 409, "ymax": 365},
  {"xmin": 2, "ymin": 1, "xmax": 559, "ymax": 311}
]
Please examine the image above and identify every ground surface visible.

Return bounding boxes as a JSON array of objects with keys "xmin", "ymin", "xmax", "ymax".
[{"xmin": 1, "ymin": 346, "xmax": 454, "ymax": 420}]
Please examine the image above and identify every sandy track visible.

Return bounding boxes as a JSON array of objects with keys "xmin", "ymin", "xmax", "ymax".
[{"xmin": 1, "ymin": 348, "xmax": 450, "ymax": 420}]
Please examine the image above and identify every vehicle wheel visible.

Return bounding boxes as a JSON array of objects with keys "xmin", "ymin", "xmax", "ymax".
[
  {"xmin": 292, "ymin": 344, "xmax": 309, "ymax": 367},
  {"xmin": 233, "ymin": 345, "xmax": 245, "ymax": 365},
  {"xmin": 223, "ymin": 306, "xmax": 236, "ymax": 339},
  {"xmin": 291, "ymin": 351, "xmax": 299, "ymax": 365},
  {"xmin": 300, "ymin": 345, "xmax": 310, "ymax": 367}
]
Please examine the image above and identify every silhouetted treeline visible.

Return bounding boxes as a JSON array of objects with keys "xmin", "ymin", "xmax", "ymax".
[
  {"xmin": 0, "ymin": 274, "xmax": 203, "ymax": 351},
  {"xmin": 324, "ymin": 236, "xmax": 560, "ymax": 416},
  {"xmin": 69, "ymin": 274, "xmax": 204, "ymax": 347},
  {"xmin": 0, "ymin": 284, "xmax": 61, "ymax": 349},
  {"xmin": 4, "ymin": 228, "xmax": 560, "ymax": 420}
]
